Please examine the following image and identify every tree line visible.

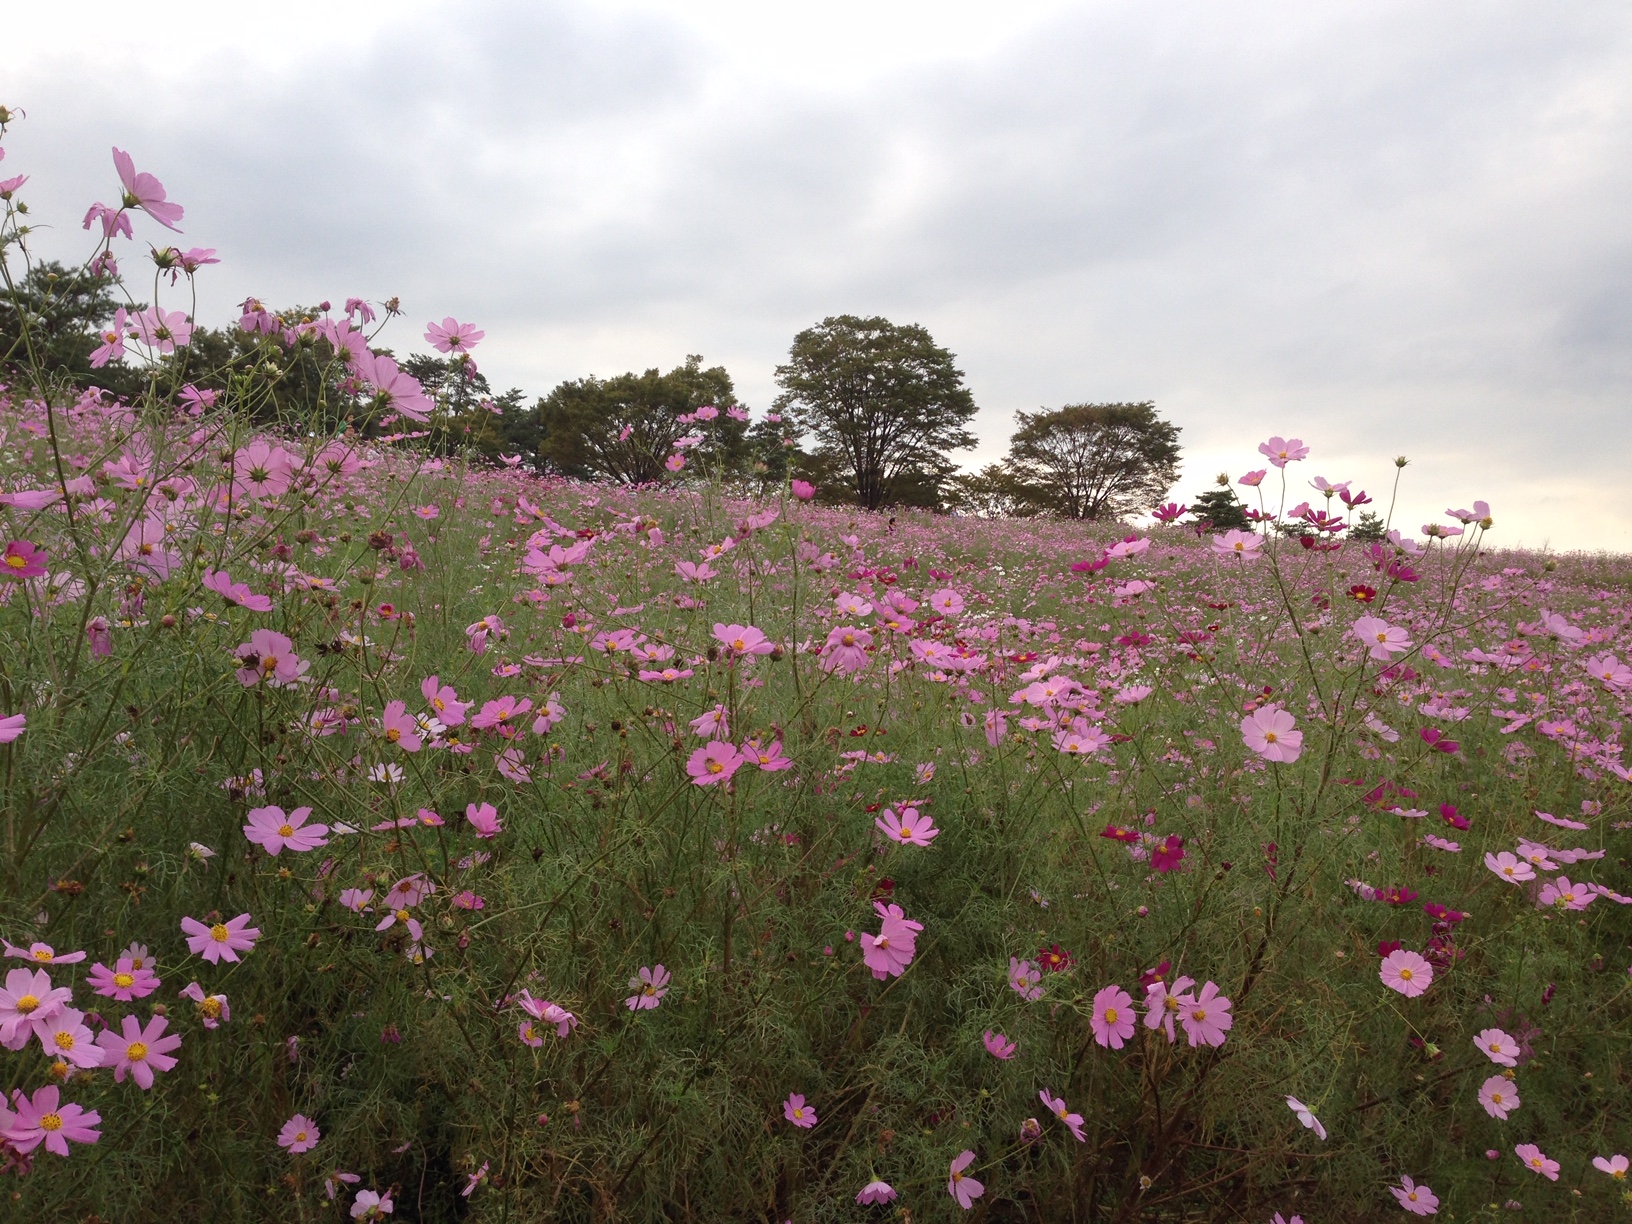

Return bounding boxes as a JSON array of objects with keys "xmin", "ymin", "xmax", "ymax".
[{"xmin": 1, "ymin": 268, "xmax": 1189, "ymax": 521}]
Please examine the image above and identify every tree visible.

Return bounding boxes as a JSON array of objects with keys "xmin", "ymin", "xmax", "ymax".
[
  {"xmin": 0, "ymin": 260, "xmax": 146, "ymax": 399},
  {"xmin": 1002, "ymin": 402, "xmax": 1180, "ymax": 521},
  {"xmin": 536, "ymin": 356, "xmax": 745, "ymax": 484},
  {"xmin": 1188, "ymin": 483, "xmax": 1250, "ymax": 532},
  {"xmin": 773, "ymin": 315, "xmax": 977, "ymax": 511},
  {"xmin": 944, "ymin": 463, "xmax": 1035, "ymax": 518}
]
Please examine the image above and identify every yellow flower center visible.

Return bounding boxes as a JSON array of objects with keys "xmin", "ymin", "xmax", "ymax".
[
  {"xmin": 1407, "ymin": 1191, "xmax": 1418, "ymax": 1202},
  {"xmin": 1263, "ymin": 731, "xmax": 1278, "ymax": 743},
  {"xmin": 1164, "ymin": 996, "xmax": 1180, "ymax": 1013},
  {"xmin": 40, "ymin": 1112, "xmax": 63, "ymax": 1132},
  {"xmin": 54, "ymin": 1030, "xmax": 75, "ymax": 1051},
  {"xmin": 951, "ymin": 1171, "xmax": 964, "ymax": 1184},
  {"xmin": 128, "ymin": 1041, "xmax": 149, "ymax": 1061},
  {"xmin": 1398, "ymin": 967, "xmax": 1414, "ymax": 981},
  {"xmin": 211, "ymin": 923, "xmax": 231, "ymax": 942},
  {"xmin": 395, "ymin": 909, "xmax": 411, "ymax": 923},
  {"xmin": 114, "ymin": 973, "xmax": 135, "ymax": 988},
  {"xmin": 732, "ymin": 639, "xmax": 746, "ymax": 651},
  {"xmin": 261, "ymin": 656, "xmax": 279, "ymax": 673},
  {"xmin": 386, "ymin": 728, "xmax": 401, "ymax": 742},
  {"xmin": 31, "ymin": 949, "xmax": 52, "ymax": 961},
  {"xmin": 4, "ymin": 555, "xmax": 27, "ymax": 569},
  {"xmin": 200, "ymin": 998, "xmax": 222, "ymax": 1019},
  {"xmin": 1103, "ymin": 1007, "xmax": 1119, "ymax": 1024},
  {"xmin": 15, "ymin": 994, "xmax": 39, "ymax": 1014},
  {"xmin": 295, "ymin": 1130, "xmax": 308, "ymax": 1143},
  {"xmin": 707, "ymin": 761, "xmax": 723, "ymax": 774},
  {"xmin": 1190, "ymin": 1008, "xmax": 1207, "ymax": 1022},
  {"xmin": 278, "ymin": 824, "xmax": 295, "ymax": 837}
]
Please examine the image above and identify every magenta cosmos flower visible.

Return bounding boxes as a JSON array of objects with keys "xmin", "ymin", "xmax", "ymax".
[
  {"xmin": 1478, "ymin": 1075, "xmax": 1520, "ymax": 1120},
  {"xmin": 0, "ymin": 967, "xmax": 73, "ymax": 1043},
  {"xmin": 380, "ymin": 701, "xmax": 422, "ymax": 752},
  {"xmin": 875, "ymin": 805, "xmax": 939, "ymax": 846},
  {"xmin": 1390, "ymin": 1176, "xmax": 1438, "ymax": 1215},
  {"xmin": 982, "ymin": 1030, "xmax": 1017, "ymax": 1059},
  {"xmin": 181, "ymin": 913, "xmax": 261, "ymax": 964},
  {"xmin": 87, "ymin": 957, "xmax": 161, "ymax": 1002},
  {"xmin": 1379, "ymin": 949, "xmax": 1434, "ymax": 998},
  {"xmin": 783, "ymin": 1093, "xmax": 817, "ymax": 1128},
  {"xmin": 278, "ymin": 1113, "xmax": 322, "ymax": 1153},
  {"xmin": 855, "ymin": 1180, "xmax": 896, "ymax": 1205},
  {"xmin": 948, "ymin": 1150, "xmax": 984, "ymax": 1209},
  {"xmin": 6, "ymin": 1084, "xmax": 101, "ymax": 1156},
  {"xmin": 1515, "ymin": 1143, "xmax": 1559, "ymax": 1180},
  {"xmin": 421, "ymin": 675, "xmax": 469, "ymax": 726},
  {"xmin": 1179, "ymin": 981, "xmax": 1233, "ymax": 1047},
  {"xmin": 1039, "ymin": 1089, "xmax": 1086, "ymax": 1141},
  {"xmin": 1, "ymin": 540, "xmax": 47, "ymax": 580},
  {"xmin": 97, "ymin": 1013, "xmax": 182, "ymax": 1088},
  {"xmin": 244, "ymin": 805, "xmax": 330, "ymax": 855},
  {"xmin": 626, "ymin": 964, "xmax": 670, "ymax": 1011},
  {"xmin": 1241, "ymin": 707, "xmax": 1303, "ymax": 763},
  {"xmin": 686, "ymin": 740, "xmax": 744, "ymax": 786},
  {"xmin": 1091, "ymin": 984, "xmax": 1137, "ymax": 1049},
  {"xmin": 112, "ymin": 147, "xmax": 184, "ymax": 230},
  {"xmin": 424, "ymin": 317, "xmax": 484, "ymax": 354}
]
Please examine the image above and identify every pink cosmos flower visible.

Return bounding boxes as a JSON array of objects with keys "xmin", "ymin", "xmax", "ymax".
[
  {"xmin": 1286, "ymin": 1096, "xmax": 1326, "ymax": 1140},
  {"xmin": 181, "ymin": 913, "xmax": 261, "ymax": 964},
  {"xmin": 1241, "ymin": 707, "xmax": 1303, "ymax": 763},
  {"xmin": 470, "ymin": 695, "xmax": 532, "ymax": 731},
  {"xmin": 1143, "ymin": 974, "xmax": 1196, "ymax": 1042},
  {"xmin": 822, "ymin": 625, "xmax": 873, "ymax": 674},
  {"xmin": 1474, "ymin": 1029, "xmax": 1520, "ymax": 1067},
  {"xmin": 713, "ymin": 623, "xmax": 775, "ymax": 656},
  {"xmin": 1352, "ymin": 616, "xmax": 1413, "ymax": 660},
  {"xmin": 201, "ymin": 568, "xmax": 273, "ymax": 612},
  {"xmin": 424, "ymin": 317, "xmax": 484, "ymax": 354},
  {"xmin": 465, "ymin": 802, "xmax": 502, "ymax": 839},
  {"xmin": 4, "ymin": 941, "xmax": 84, "ymax": 966},
  {"xmin": 1, "ymin": 967, "xmax": 73, "ymax": 1045},
  {"xmin": 928, "ymin": 588, "xmax": 965, "ymax": 616},
  {"xmin": 982, "ymin": 1030, "xmax": 1017, "ymax": 1059},
  {"xmin": 6, "ymin": 1084, "xmax": 100, "ymax": 1156},
  {"xmin": 32, "ymin": 1006, "xmax": 103, "ymax": 1068},
  {"xmin": 89, "ymin": 309, "xmax": 128, "ymax": 367},
  {"xmin": 1390, "ymin": 1175, "xmax": 1439, "ymax": 1215},
  {"xmin": 861, "ymin": 902, "xmax": 923, "ymax": 980},
  {"xmin": 1039, "ymin": 1089, "xmax": 1087, "ymax": 1141},
  {"xmin": 876, "ymin": 805, "xmax": 939, "ymax": 846},
  {"xmin": 1593, "ymin": 1154, "xmax": 1629, "ymax": 1179},
  {"xmin": 1009, "ymin": 956, "xmax": 1045, "ymax": 1001},
  {"xmin": 379, "ymin": 701, "xmax": 422, "ymax": 752},
  {"xmin": 112, "ymin": 147, "xmax": 184, "ymax": 230},
  {"xmin": 741, "ymin": 737, "xmax": 794, "ymax": 771},
  {"xmin": 1478, "ymin": 1075, "xmax": 1520, "ymax": 1120},
  {"xmin": 179, "ymin": 981, "xmax": 231, "ymax": 1028},
  {"xmin": 1, "ymin": 540, "xmax": 48, "ymax": 580},
  {"xmin": 1379, "ymin": 949, "xmax": 1433, "ymax": 998},
  {"xmin": 1538, "ymin": 875, "xmax": 1594, "ymax": 910},
  {"xmin": 674, "ymin": 560, "xmax": 718, "ymax": 583},
  {"xmin": 0, "ymin": 712, "xmax": 25, "ymax": 743},
  {"xmin": 783, "ymin": 1093, "xmax": 817, "ymax": 1128},
  {"xmin": 1211, "ymin": 529, "xmax": 1263, "ymax": 560},
  {"xmin": 1258, "ymin": 436, "xmax": 1310, "ymax": 467},
  {"xmin": 790, "ymin": 479, "xmax": 816, "ymax": 500},
  {"xmin": 948, "ymin": 1150, "xmax": 984, "ymax": 1209},
  {"xmin": 1091, "ymin": 984, "xmax": 1137, "ymax": 1049},
  {"xmin": 421, "ymin": 675, "xmax": 469, "ymax": 726},
  {"xmin": 131, "ymin": 305, "xmax": 192, "ymax": 353},
  {"xmin": 236, "ymin": 629, "xmax": 306, "ymax": 688},
  {"xmin": 87, "ymin": 957, "xmax": 160, "ymax": 1002},
  {"xmin": 1515, "ymin": 1143, "xmax": 1559, "ymax": 1180},
  {"xmin": 350, "ymin": 1189, "xmax": 394, "ymax": 1220},
  {"xmin": 1239, "ymin": 469, "xmax": 1267, "ymax": 486},
  {"xmin": 517, "ymin": 993, "xmax": 578, "ymax": 1038},
  {"xmin": 278, "ymin": 1114, "xmax": 321, "ymax": 1153},
  {"xmin": 96, "ymin": 1013, "xmax": 182, "ymax": 1088},
  {"xmin": 1484, "ymin": 852, "xmax": 1535, "ymax": 884},
  {"xmin": 855, "ymin": 1180, "xmax": 897, "ymax": 1204},
  {"xmin": 687, "ymin": 740, "xmax": 745, "ymax": 786},
  {"xmin": 1179, "ymin": 981, "xmax": 1233, "ymax": 1047},
  {"xmin": 243, "ymin": 805, "xmax": 330, "ymax": 855},
  {"xmin": 626, "ymin": 964, "xmax": 671, "ymax": 1011},
  {"xmin": 356, "ymin": 350, "xmax": 433, "ymax": 422}
]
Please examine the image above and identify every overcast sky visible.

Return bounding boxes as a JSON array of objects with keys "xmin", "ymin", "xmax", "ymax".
[{"xmin": 6, "ymin": 1, "xmax": 1630, "ymax": 550}]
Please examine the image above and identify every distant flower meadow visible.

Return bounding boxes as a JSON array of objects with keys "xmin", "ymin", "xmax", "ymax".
[{"xmin": 1, "ymin": 121, "xmax": 1630, "ymax": 1222}]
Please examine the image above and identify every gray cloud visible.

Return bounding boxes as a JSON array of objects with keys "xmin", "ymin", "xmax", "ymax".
[{"xmin": 5, "ymin": 0, "xmax": 1629, "ymax": 547}]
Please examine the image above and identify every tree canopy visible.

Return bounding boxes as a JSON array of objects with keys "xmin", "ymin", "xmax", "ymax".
[
  {"xmin": 998, "ymin": 402, "xmax": 1181, "ymax": 521},
  {"xmin": 772, "ymin": 315, "xmax": 976, "ymax": 511}
]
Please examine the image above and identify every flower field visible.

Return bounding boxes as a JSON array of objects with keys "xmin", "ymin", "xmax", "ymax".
[{"xmin": 3, "ymin": 136, "xmax": 1632, "ymax": 1224}]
